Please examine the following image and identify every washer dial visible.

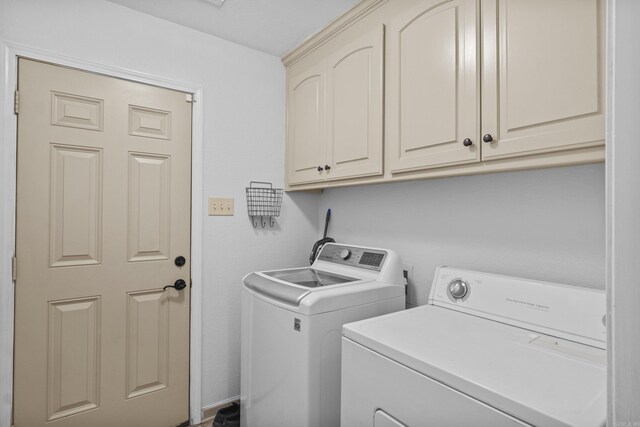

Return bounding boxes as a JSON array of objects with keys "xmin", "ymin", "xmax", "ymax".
[{"xmin": 448, "ymin": 279, "xmax": 469, "ymax": 299}]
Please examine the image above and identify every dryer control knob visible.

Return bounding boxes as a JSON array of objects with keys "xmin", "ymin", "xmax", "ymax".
[
  {"xmin": 340, "ymin": 249, "xmax": 351, "ymax": 260},
  {"xmin": 448, "ymin": 279, "xmax": 469, "ymax": 299}
]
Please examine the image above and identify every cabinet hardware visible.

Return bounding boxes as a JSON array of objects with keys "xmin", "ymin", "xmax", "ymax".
[
  {"xmin": 463, "ymin": 138, "xmax": 473, "ymax": 147},
  {"xmin": 483, "ymin": 134, "xmax": 494, "ymax": 143}
]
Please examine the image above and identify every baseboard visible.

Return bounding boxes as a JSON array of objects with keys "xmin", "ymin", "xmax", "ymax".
[{"xmin": 201, "ymin": 396, "xmax": 240, "ymax": 423}]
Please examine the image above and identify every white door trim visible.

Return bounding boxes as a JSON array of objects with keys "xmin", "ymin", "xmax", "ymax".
[{"xmin": 0, "ymin": 40, "xmax": 205, "ymax": 426}]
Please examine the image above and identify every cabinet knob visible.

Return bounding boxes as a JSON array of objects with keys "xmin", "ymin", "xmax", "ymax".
[
  {"xmin": 317, "ymin": 166, "xmax": 323, "ymax": 172},
  {"xmin": 483, "ymin": 134, "xmax": 494, "ymax": 143},
  {"xmin": 324, "ymin": 165, "xmax": 331, "ymax": 171},
  {"xmin": 463, "ymin": 138, "xmax": 473, "ymax": 147}
]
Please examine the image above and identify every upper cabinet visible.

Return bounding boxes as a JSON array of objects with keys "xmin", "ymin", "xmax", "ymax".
[
  {"xmin": 287, "ymin": 61, "xmax": 326, "ymax": 185},
  {"xmin": 387, "ymin": 0, "xmax": 479, "ymax": 173},
  {"xmin": 326, "ymin": 26, "xmax": 384, "ymax": 181},
  {"xmin": 283, "ymin": 0, "xmax": 605, "ymax": 190},
  {"xmin": 286, "ymin": 25, "xmax": 384, "ymax": 186},
  {"xmin": 481, "ymin": 0, "xmax": 605, "ymax": 160}
]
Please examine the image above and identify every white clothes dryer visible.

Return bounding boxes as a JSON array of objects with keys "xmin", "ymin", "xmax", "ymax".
[{"xmin": 341, "ymin": 267, "xmax": 606, "ymax": 427}]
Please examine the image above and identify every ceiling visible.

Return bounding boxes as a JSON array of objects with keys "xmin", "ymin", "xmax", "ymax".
[{"xmin": 106, "ymin": 0, "xmax": 361, "ymax": 57}]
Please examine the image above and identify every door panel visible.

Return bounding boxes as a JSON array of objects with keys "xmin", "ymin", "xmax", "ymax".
[
  {"xmin": 388, "ymin": 0, "xmax": 480, "ymax": 173},
  {"xmin": 14, "ymin": 58, "xmax": 192, "ymax": 427},
  {"xmin": 49, "ymin": 144, "xmax": 103, "ymax": 267},
  {"xmin": 287, "ymin": 61, "xmax": 326, "ymax": 184},
  {"xmin": 126, "ymin": 289, "xmax": 169, "ymax": 399},
  {"xmin": 129, "ymin": 105, "xmax": 171, "ymax": 140},
  {"xmin": 326, "ymin": 25, "xmax": 384, "ymax": 180},
  {"xmin": 481, "ymin": 0, "xmax": 605, "ymax": 160},
  {"xmin": 128, "ymin": 152, "xmax": 171, "ymax": 262},
  {"xmin": 47, "ymin": 297, "xmax": 101, "ymax": 421},
  {"xmin": 51, "ymin": 91, "xmax": 104, "ymax": 131}
]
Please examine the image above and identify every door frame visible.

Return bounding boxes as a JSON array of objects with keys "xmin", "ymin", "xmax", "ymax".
[{"xmin": 0, "ymin": 40, "xmax": 205, "ymax": 426}]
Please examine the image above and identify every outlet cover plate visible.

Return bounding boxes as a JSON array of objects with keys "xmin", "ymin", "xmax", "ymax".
[{"xmin": 208, "ymin": 197, "xmax": 234, "ymax": 216}]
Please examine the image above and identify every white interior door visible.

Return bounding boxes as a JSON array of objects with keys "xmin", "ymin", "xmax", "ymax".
[{"xmin": 13, "ymin": 58, "xmax": 192, "ymax": 427}]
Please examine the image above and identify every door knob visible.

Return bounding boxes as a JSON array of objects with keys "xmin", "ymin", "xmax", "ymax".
[
  {"xmin": 483, "ymin": 134, "xmax": 494, "ymax": 143},
  {"xmin": 175, "ymin": 256, "xmax": 186, "ymax": 267},
  {"xmin": 163, "ymin": 279, "xmax": 187, "ymax": 291},
  {"xmin": 463, "ymin": 138, "xmax": 473, "ymax": 147},
  {"xmin": 317, "ymin": 166, "xmax": 323, "ymax": 172}
]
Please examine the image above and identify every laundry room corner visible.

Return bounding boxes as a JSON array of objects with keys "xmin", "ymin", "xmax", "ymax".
[{"xmin": 0, "ymin": 0, "xmax": 322, "ymax": 425}]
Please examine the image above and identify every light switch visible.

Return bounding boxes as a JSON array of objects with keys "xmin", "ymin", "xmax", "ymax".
[{"xmin": 208, "ymin": 197, "xmax": 234, "ymax": 216}]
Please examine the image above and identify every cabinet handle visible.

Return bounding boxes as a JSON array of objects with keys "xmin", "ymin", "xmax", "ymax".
[
  {"xmin": 463, "ymin": 138, "xmax": 473, "ymax": 147},
  {"xmin": 317, "ymin": 166, "xmax": 323, "ymax": 172},
  {"xmin": 324, "ymin": 165, "xmax": 331, "ymax": 171},
  {"xmin": 483, "ymin": 134, "xmax": 494, "ymax": 143}
]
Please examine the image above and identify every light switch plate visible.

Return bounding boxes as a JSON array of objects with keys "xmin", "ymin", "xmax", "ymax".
[{"xmin": 208, "ymin": 197, "xmax": 234, "ymax": 216}]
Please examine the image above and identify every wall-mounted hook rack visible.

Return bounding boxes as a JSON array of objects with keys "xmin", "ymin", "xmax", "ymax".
[{"xmin": 246, "ymin": 181, "xmax": 283, "ymax": 228}]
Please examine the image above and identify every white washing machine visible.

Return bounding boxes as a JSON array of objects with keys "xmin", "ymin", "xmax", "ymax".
[
  {"xmin": 342, "ymin": 266, "xmax": 606, "ymax": 427},
  {"xmin": 241, "ymin": 243, "xmax": 406, "ymax": 427}
]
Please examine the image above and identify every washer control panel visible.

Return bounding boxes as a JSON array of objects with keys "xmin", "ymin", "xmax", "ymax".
[{"xmin": 318, "ymin": 244, "xmax": 387, "ymax": 271}]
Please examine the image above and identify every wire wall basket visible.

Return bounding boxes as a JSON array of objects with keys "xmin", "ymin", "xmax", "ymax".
[{"xmin": 246, "ymin": 181, "xmax": 283, "ymax": 228}]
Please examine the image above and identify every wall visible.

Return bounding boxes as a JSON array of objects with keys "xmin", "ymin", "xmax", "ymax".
[
  {"xmin": 319, "ymin": 164, "xmax": 606, "ymax": 306},
  {"xmin": 0, "ymin": 0, "xmax": 319, "ymax": 416},
  {"xmin": 607, "ymin": 0, "xmax": 640, "ymax": 423}
]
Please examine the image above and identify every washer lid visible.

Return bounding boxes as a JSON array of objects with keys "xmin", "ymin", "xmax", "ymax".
[
  {"xmin": 243, "ymin": 272, "xmax": 311, "ymax": 306},
  {"xmin": 263, "ymin": 268, "xmax": 360, "ymax": 288},
  {"xmin": 343, "ymin": 305, "xmax": 606, "ymax": 427}
]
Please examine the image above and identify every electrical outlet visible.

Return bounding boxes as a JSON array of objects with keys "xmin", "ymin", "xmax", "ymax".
[
  {"xmin": 208, "ymin": 197, "xmax": 234, "ymax": 216},
  {"xmin": 402, "ymin": 263, "xmax": 414, "ymax": 306}
]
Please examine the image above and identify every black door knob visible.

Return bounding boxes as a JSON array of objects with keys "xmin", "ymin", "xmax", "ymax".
[
  {"xmin": 317, "ymin": 166, "xmax": 323, "ymax": 172},
  {"xmin": 483, "ymin": 134, "xmax": 494, "ymax": 143},
  {"xmin": 324, "ymin": 165, "xmax": 331, "ymax": 170},
  {"xmin": 163, "ymin": 279, "xmax": 187, "ymax": 291},
  {"xmin": 463, "ymin": 138, "xmax": 473, "ymax": 147},
  {"xmin": 175, "ymin": 256, "xmax": 186, "ymax": 267}
]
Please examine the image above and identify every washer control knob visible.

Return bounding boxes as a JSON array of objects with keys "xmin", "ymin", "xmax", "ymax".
[
  {"xmin": 340, "ymin": 249, "xmax": 351, "ymax": 260},
  {"xmin": 448, "ymin": 279, "xmax": 469, "ymax": 299}
]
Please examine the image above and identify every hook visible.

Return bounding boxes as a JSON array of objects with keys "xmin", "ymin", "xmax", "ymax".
[
  {"xmin": 252, "ymin": 216, "xmax": 258, "ymax": 228},
  {"xmin": 261, "ymin": 216, "xmax": 267, "ymax": 228},
  {"xmin": 270, "ymin": 216, "xmax": 275, "ymax": 227}
]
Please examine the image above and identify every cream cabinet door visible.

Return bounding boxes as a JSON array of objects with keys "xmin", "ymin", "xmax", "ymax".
[
  {"xmin": 387, "ymin": 0, "xmax": 480, "ymax": 174},
  {"xmin": 325, "ymin": 25, "xmax": 384, "ymax": 181},
  {"xmin": 287, "ymin": 61, "xmax": 326, "ymax": 185},
  {"xmin": 481, "ymin": 0, "xmax": 605, "ymax": 160}
]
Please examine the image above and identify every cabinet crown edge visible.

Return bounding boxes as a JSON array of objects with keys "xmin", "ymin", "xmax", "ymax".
[{"xmin": 281, "ymin": 0, "xmax": 388, "ymax": 67}]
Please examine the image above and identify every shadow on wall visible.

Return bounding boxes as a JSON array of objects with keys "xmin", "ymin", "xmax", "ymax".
[{"xmin": 317, "ymin": 164, "xmax": 605, "ymax": 306}]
